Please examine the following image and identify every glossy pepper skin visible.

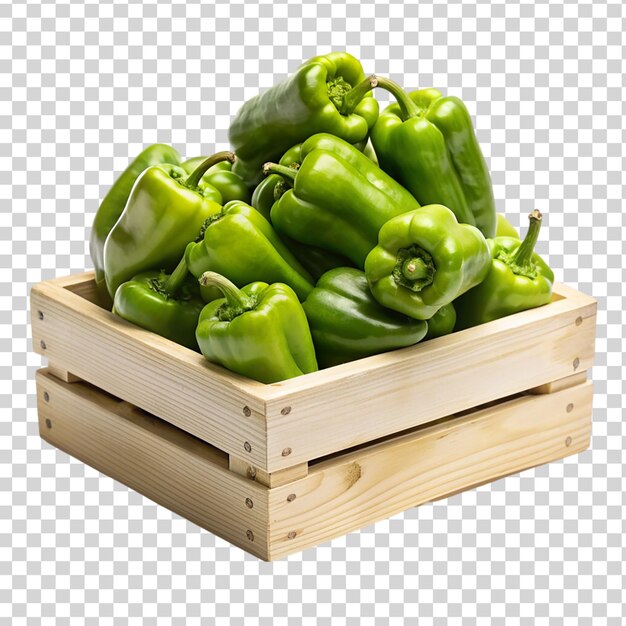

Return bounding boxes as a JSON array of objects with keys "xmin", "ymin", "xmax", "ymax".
[
  {"xmin": 196, "ymin": 272, "xmax": 318, "ymax": 383},
  {"xmin": 90, "ymin": 144, "xmax": 181, "ymax": 302},
  {"xmin": 103, "ymin": 152, "xmax": 234, "ymax": 298},
  {"xmin": 424, "ymin": 303, "xmax": 456, "ymax": 340},
  {"xmin": 266, "ymin": 134, "xmax": 421, "ymax": 268},
  {"xmin": 302, "ymin": 268, "xmax": 427, "ymax": 368},
  {"xmin": 113, "ymin": 257, "xmax": 204, "ymax": 350},
  {"xmin": 364, "ymin": 204, "xmax": 491, "ymax": 320},
  {"xmin": 251, "ymin": 173, "xmax": 283, "ymax": 222},
  {"xmin": 250, "ymin": 165, "xmax": 352, "ymax": 280},
  {"xmin": 496, "ymin": 213, "xmax": 520, "ymax": 239},
  {"xmin": 454, "ymin": 210, "xmax": 554, "ymax": 330},
  {"xmin": 229, "ymin": 52, "xmax": 379, "ymax": 188},
  {"xmin": 368, "ymin": 77, "xmax": 496, "ymax": 238},
  {"xmin": 181, "ymin": 157, "xmax": 251, "ymax": 204},
  {"xmin": 185, "ymin": 200, "xmax": 314, "ymax": 302},
  {"xmin": 250, "ymin": 150, "xmax": 301, "ymax": 222}
]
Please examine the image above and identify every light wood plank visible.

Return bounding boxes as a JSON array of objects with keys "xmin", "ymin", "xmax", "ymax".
[
  {"xmin": 263, "ymin": 285, "xmax": 596, "ymax": 470},
  {"xmin": 31, "ymin": 279, "xmax": 270, "ymax": 468},
  {"xmin": 31, "ymin": 274, "xmax": 596, "ymax": 474},
  {"xmin": 229, "ymin": 456, "xmax": 308, "ymax": 488},
  {"xmin": 48, "ymin": 362, "xmax": 81, "ymax": 383},
  {"xmin": 36, "ymin": 370, "xmax": 270, "ymax": 560},
  {"xmin": 267, "ymin": 381, "xmax": 592, "ymax": 559},
  {"xmin": 529, "ymin": 371, "xmax": 588, "ymax": 394}
]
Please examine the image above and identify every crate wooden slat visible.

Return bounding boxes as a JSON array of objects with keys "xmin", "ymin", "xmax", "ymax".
[
  {"xmin": 31, "ymin": 273, "xmax": 596, "ymax": 474},
  {"xmin": 31, "ymin": 273, "xmax": 271, "ymax": 470},
  {"xmin": 36, "ymin": 369, "xmax": 271, "ymax": 559},
  {"xmin": 36, "ymin": 369, "xmax": 592, "ymax": 561}
]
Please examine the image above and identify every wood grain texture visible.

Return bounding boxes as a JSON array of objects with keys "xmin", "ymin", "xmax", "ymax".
[
  {"xmin": 31, "ymin": 274, "xmax": 596, "ymax": 473},
  {"xmin": 262, "ymin": 284, "xmax": 596, "ymax": 470},
  {"xmin": 529, "ymin": 371, "xmax": 588, "ymax": 394},
  {"xmin": 31, "ymin": 278, "xmax": 270, "ymax": 468},
  {"xmin": 47, "ymin": 362, "xmax": 81, "ymax": 383},
  {"xmin": 267, "ymin": 381, "xmax": 593, "ymax": 560},
  {"xmin": 36, "ymin": 369, "xmax": 270, "ymax": 560},
  {"xmin": 229, "ymin": 456, "xmax": 309, "ymax": 488}
]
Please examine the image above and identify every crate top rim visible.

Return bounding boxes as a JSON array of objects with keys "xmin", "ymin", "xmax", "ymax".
[{"xmin": 31, "ymin": 271, "xmax": 597, "ymax": 405}]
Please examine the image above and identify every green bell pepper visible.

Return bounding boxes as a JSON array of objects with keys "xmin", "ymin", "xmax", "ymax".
[
  {"xmin": 496, "ymin": 213, "xmax": 520, "ymax": 239},
  {"xmin": 364, "ymin": 204, "xmax": 491, "ymax": 320},
  {"xmin": 424, "ymin": 303, "xmax": 456, "ymax": 340},
  {"xmin": 185, "ymin": 200, "xmax": 314, "ymax": 302},
  {"xmin": 250, "ymin": 156, "xmax": 300, "ymax": 222},
  {"xmin": 113, "ymin": 257, "xmax": 204, "ymax": 350},
  {"xmin": 361, "ymin": 76, "xmax": 496, "ymax": 238},
  {"xmin": 196, "ymin": 272, "xmax": 318, "ymax": 383},
  {"xmin": 90, "ymin": 144, "xmax": 181, "ymax": 302},
  {"xmin": 363, "ymin": 139, "xmax": 378, "ymax": 165},
  {"xmin": 181, "ymin": 157, "xmax": 251, "ymax": 204},
  {"xmin": 250, "ymin": 163, "xmax": 351, "ymax": 280},
  {"xmin": 283, "ymin": 240, "xmax": 352, "ymax": 282},
  {"xmin": 302, "ymin": 267, "xmax": 427, "ymax": 368},
  {"xmin": 103, "ymin": 152, "xmax": 234, "ymax": 298},
  {"xmin": 251, "ymin": 173, "xmax": 283, "ymax": 222},
  {"xmin": 229, "ymin": 52, "xmax": 379, "ymax": 187},
  {"xmin": 266, "ymin": 134, "xmax": 421, "ymax": 268},
  {"xmin": 454, "ymin": 210, "xmax": 554, "ymax": 330}
]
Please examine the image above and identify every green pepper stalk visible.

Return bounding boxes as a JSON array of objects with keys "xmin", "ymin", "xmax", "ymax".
[
  {"xmin": 345, "ymin": 74, "xmax": 497, "ymax": 238},
  {"xmin": 228, "ymin": 52, "xmax": 379, "ymax": 188},
  {"xmin": 113, "ymin": 256, "xmax": 205, "ymax": 350},
  {"xmin": 103, "ymin": 151, "xmax": 235, "ymax": 298},
  {"xmin": 181, "ymin": 156, "xmax": 251, "ymax": 204},
  {"xmin": 196, "ymin": 272, "xmax": 318, "ymax": 383},
  {"xmin": 250, "ymin": 163, "xmax": 299, "ymax": 222},
  {"xmin": 364, "ymin": 204, "xmax": 492, "ymax": 320},
  {"xmin": 454, "ymin": 210, "xmax": 555, "ymax": 330}
]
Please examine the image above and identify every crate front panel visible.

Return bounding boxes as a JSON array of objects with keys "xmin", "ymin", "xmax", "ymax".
[
  {"xmin": 31, "ymin": 274, "xmax": 271, "ymax": 469},
  {"xmin": 262, "ymin": 283, "xmax": 596, "ymax": 470},
  {"xmin": 266, "ymin": 380, "xmax": 593, "ymax": 559},
  {"xmin": 31, "ymin": 274, "xmax": 596, "ymax": 473},
  {"xmin": 36, "ymin": 368, "xmax": 592, "ymax": 561}
]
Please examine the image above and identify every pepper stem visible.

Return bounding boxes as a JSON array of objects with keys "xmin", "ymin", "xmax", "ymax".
[
  {"xmin": 392, "ymin": 245, "xmax": 436, "ymax": 292},
  {"xmin": 339, "ymin": 75, "xmax": 378, "ymax": 115},
  {"xmin": 185, "ymin": 151, "xmax": 236, "ymax": 189},
  {"xmin": 161, "ymin": 255, "xmax": 189, "ymax": 297},
  {"xmin": 263, "ymin": 162, "xmax": 297, "ymax": 183},
  {"xmin": 341, "ymin": 75, "xmax": 421, "ymax": 120},
  {"xmin": 199, "ymin": 272, "xmax": 254, "ymax": 312},
  {"xmin": 512, "ymin": 210, "xmax": 542, "ymax": 267},
  {"xmin": 401, "ymin": 257, "xmax": 430, "ymax": 281}
]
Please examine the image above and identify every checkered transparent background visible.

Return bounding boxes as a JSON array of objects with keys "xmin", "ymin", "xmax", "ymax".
[{"xmin": 3, "ymin": 0, "xmax": 625, "ymax": 623}]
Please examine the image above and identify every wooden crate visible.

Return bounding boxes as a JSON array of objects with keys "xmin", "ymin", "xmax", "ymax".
[{"xmin": 31, "ymin": 272, "xmax": 596, "ymax": 560}]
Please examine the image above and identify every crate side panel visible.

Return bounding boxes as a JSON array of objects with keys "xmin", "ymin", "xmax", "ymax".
[
  {"xmin": 31, "ymin": 279, "xmax": 269, "ymax": 468},
  {"xmin": 264, "ymin": 289, "xmax": 596, "ymax": 470},
  {"xmin": 267, "ymin": 382, "xmax": 592, "ymax": 559},
  {"xmin": 36, "ymin": 370, "xmax": 270, "ymax": 560}
]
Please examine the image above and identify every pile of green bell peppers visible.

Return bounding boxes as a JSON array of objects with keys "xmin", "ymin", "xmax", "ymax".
[{"xmin": 89, "ymin": 52, "xmax": 555, "ymax": 384}]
